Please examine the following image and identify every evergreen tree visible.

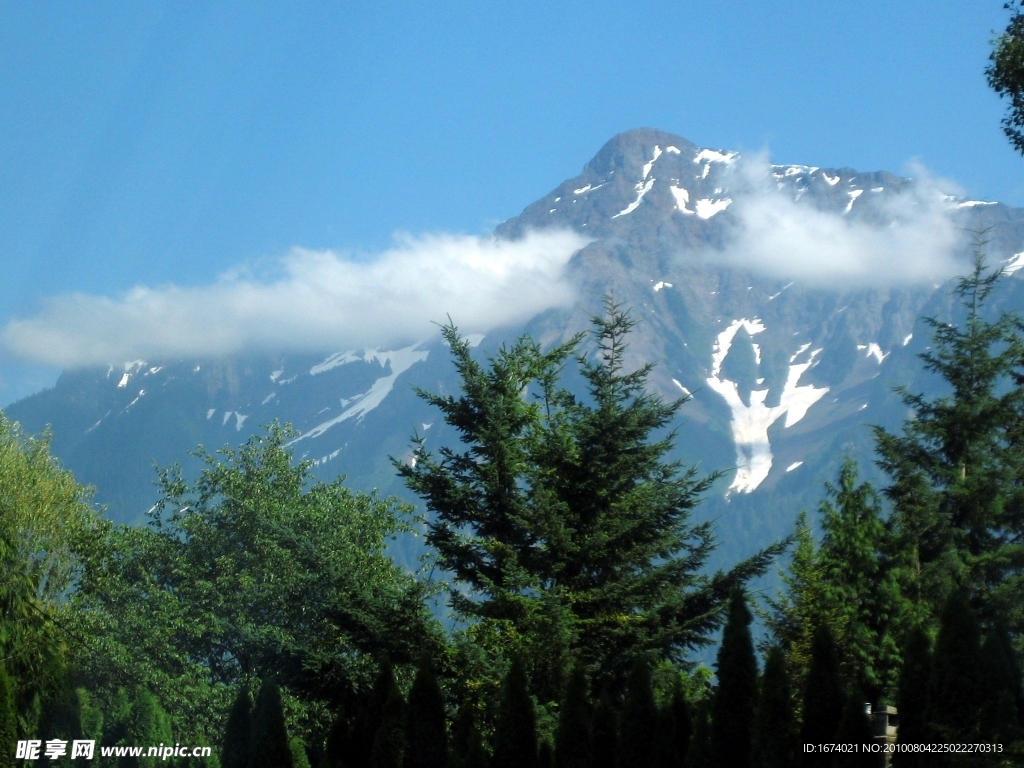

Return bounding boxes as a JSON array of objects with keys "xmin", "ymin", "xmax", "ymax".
[
  {"xmin": 398, "ymin": 303, "xmax": 784, "ymax": 694},
  {"xmin": 684, "ymin": 702, "xmax": 712, "ymax": 768},
  {"xmin": 554, "ymin": 665, "xmax": 591, "ymax": 768},
  {"xmin": 670, "ymin": 684, "xmax": 691, "ymax": 768},
  {"xmin": 751, "ymin": 646, "xmax": 795, "ymax": 768},
  {"xmin": 873, "ymin": 250, "xmax": 1024, "ymax": 634},
  {"xmin": 537, "ymin": 742, "xmax": 553, "ymax": 768},
  {"xmin": 618, "ymin": 659, "xmax": 656, "ymax": 768},
  {"xmin": 290, "ymin": 738, "xmax": 311, "ymax": 768},
  {"xmin": 833, "ymin": 688, "xmax": 873, "ymax": 768},
  {"xmin": 221, "ymin": 686, "xmax": 252, "ymax": 768},
  {"xmin": 371, "ymin": 686, "xmax": 407, "ymax": 768},
  {"xmin": 927, "ymin": 591, "xmax": 982, "ymax": 745},
  {"xmin": 651, "ymin": 704, "xmax": 678, "ymax": 768},
  {"xmin": 891, "ymin": 626, "xmax": 931, "ymax": 768},
  {"xmin": 451, "ymin": 704, "xmax": 487, "ymax": 768},
  {"xmin": 354, "ymin": 660, "xmax": 399, "ymax": 768},
  {"xmin": 0, "ymin": 664, "xmax": 16, "ymax": 768},
  {"xmin": 405, "ymin": 658, "xmax": 448, "ymax": 768},
  {"xmin": 979, "ymin": 624, "xmax": 1023, "ymax": 748},
  {"xmin": 798, "ymin": 626, "xmax": 844, "ymax": 768},
  {"xmin": 589, "ymin": 692, "xmax": 617, "ymax": 768},
  {"xmin": 492, "ymin": 657, "xmax": 538, "ymax": 768},
  {"xmin": 988, "ymin": 2, "xmax": 1024, "ymax": 154},
  {"xmin": 321, "ymin": 707, "xmax": 350, "ymax": 768},
  {"xmin": 251, "ymin": 679, "xmax": 293, "ymax": 768},
  {"xmin": 710, "ymin": 591, "xmax": 757, "ymax": 768}
]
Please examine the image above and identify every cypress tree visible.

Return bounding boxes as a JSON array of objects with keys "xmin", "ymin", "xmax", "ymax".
[
  {"xmin": 451, "ymin": 704, "xmax": 487, "ymax": 768},
  {"xmin": 371, "ymin": 685, "xmax": 407, "ymax": 768},
  {"xmin": 684, "ymin": 702, "xmax": 712, "ymax": 768},
  {"xmin": 355, "ymin": 659, "xmax": 399, "ymax": 768},
  {"xmin": 710, "ymin": 590, "xmax": 757, "ymax": 768},
  {"xmin": 833, "ymin": 688, "xmax": 874, "ymax": 768},
  {"xmin": 891, "ymin": 626, "xmax": 931, "ymax": 768},
  {"xmin": 979, "ymin": 625, "xmax": 1023, "ymax": 746},
  {"xmin": 554, "ymin": 665, "xmax": 591, "ymax": 768},
  {"xmin": 651, "ymin": 705, "xmax": 678, "ymax": 768},
  {"xmin": 405, "ymin": 657, "xmax": 447, "ymax": 768},
  {"xmin": 251, "ymin": 679, "xmax": 293, "ymax": 768},
  {"xmin": 0, "ymin": 665, "xmax": 16, "ymax": 768},
  {"xmin": 751, "ymin": 646, "xmax": 796, "ymax": 768},
  {"xmin": 927, "ymin": 591, "xmax": 981, "ymax": 744},
  {"xmin": 290, "ymin": 738, "xmax": 311, "ymax": 768},
  {"xmin": 492, "ymin": 656, "xmax": 538, "ymax": 768},
  {"xmin": 618, "ymin": 659, "xmax": 656, "ymax": 768},
  {"xmin": 670, "ymin": 684, "xmax": 691, "ymax": 767},
  {"xmin": 798, "ymin": 626, "xmax": 844, "ymax": 768},
  {"xmin": 321, "ymin": 707, "xmax": 350, "ymax": 768},
  {"xmin": 589, "ymin": 692, "xmax": 617, "ymax": 768},
  {"xmin": 221, "ymin": 686, "xmax": 252, "ymax": 768}
]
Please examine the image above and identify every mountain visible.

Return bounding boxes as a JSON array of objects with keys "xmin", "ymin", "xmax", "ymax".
[{"xmin": 10, "ymin": 127, "xmax": 1024, "ymax": 570}]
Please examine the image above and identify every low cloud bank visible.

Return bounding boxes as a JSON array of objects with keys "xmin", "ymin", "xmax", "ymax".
[
  {"xmin": 3, "ymin": 229, "xmax": 587, "ymax": 367},
  {"xmin": 708, "ymin": 155, "xmax": 970, "ymax": 286}
]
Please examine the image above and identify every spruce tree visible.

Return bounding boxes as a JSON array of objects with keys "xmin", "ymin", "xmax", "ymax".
[
  {"xmin": 891, "ymin": 626, "xmax": 931, "ymax": 768},
  {"xmin": 589, "ymin": 692, "xmax": 617, "ymax": 768},
  {"xmin": 928, "ymin": 591, "xmax": 982, "ymax": 744},
  {"xmin": 371, "ymin": 686, "xmax": 407, "ymax": 768},
  {"xmin": 618, "ymin": 659, "xmax": 656, "ymax": 768},
  {"xmin": 405, "ymin": 658, "xmax": 448, "ymax": 768},
  {"xmin": 492, "ymin": 657, "xmax": 538, "ymax": 768},
  {"xmin": 798, "ymin": 626, "xmax": 844, "ymax": 768},
  {"xmin": 398, "ymin": 303, "xmax": 784, "ymax": 695},
  {"xmin": 0, "ymin": 664, "xmax": 16, "ymax": 768},
  {"xmin": 251, "ymin": 679, "xmax": 293, "ymax": 768},
  {"xmin": 554, "ymin": 665, "xmax": 591, "ymax": 768},
  {"xmin": 710, "ymin": 590, "xmax": 757, "ymax": 768},
  {"xmin": 751, "ymin": 646, "xmax": 795, "ymax": 768},
  {"xmin": 221, "ymin": 686, "xmax": 252, "ymax": 768},
  {"xmin": 355, "ymin": 659, "xmax": 399, "ymax": 767},
  {"xmin": 833, "ymin": 688, "xmax": 873, "ymax": 768}
]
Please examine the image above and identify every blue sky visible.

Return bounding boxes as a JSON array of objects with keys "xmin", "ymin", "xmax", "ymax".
[{"xmin": 0, "ymin": 1, "xmax": 1019, "ymax": 404}]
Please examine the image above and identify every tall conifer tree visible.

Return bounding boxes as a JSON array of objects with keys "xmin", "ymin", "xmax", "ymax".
[
  {"xmin": 927, "ymin": 591, "xmax": 981, "ymax": 745},
  {"xmin": 355, "ymin": 660, "xmax": 399, "ymax": 768},
  {"xmin": 751, "ymin": 646, "xmax": 795, "ymax": 768},
  {"xmin": 321, "ymin": 707, "xmax": 350, "ymax": 768},
  {"xmin": 833, "ymin": 688, "xmax": 874, "ymax": 768},
  {"xmin": 589, "ymin": 692, "xmax": 617, "ymax": 768},
  {"xmin": 710, "ymin": 591, "xmax": 757, "ymax": 768},
  {"xmin": 221, "ymin": 686, "xmax": 252, "ymax": 768},
  {"xmin": 492, "ymin": 657, "xmax": 538, "ymax": 768},
  {"xmin": 371, "ymin": 686, "xmax": 407, "ymax": 768},
  {"xmin": 405, "ymin": 658, "xmax": 447, "ymax": 768},
  {"xmin": 798, "ymin": 626, "xmax": 844, "ymax": 768},
  {"xmin": 618, "ymin": 660, "xmax": 656, "ymax": 768},
  {"xmin": 892, "ymin": 625, "xmax": 931, "ymax": 768},
  {"xmin": 670, "ymin": 683, "xmax": 691, "ymax": 767},
  {"xmin": 451, "ymin": 705, "xmax": 487, "ymax": 768},
  {"xmin": 554, "ymin": 665, "xmax": 591, "ymax": 768},
  {"xmin": 251, "ymin": 679, "xmax": 293, "ymax": 768}
]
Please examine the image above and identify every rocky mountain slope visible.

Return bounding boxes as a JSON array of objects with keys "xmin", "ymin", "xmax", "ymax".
[{"xmin": 11, "ymin": 127, "xmax": 1024, "ymax": 569}]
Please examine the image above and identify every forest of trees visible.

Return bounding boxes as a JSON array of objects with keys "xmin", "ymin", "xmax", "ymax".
[
  {"xmin": 5, "ymin": 7, "xmax": 1024, "ymax": 767},
  {"xmin": 3, "ymin": 261, "xmax": 1024, "ymax": 768}
]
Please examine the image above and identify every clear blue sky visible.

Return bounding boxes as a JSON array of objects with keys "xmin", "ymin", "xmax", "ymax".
[{"xmin": 0, "ymin": 1, "xmax": 1019, "ymax": 403}]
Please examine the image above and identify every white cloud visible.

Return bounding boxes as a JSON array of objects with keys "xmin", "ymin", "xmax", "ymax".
[
  {"xmin": 705, "ymin": 155, "xmax": 970, "ymax": 286},
  {"xmin": 3, "ymin": 229, "xmax": 588, "ymax": 368}
]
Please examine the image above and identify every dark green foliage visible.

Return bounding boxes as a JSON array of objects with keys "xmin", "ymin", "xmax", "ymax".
[
  {"xmin": 290, "ymin": 737, "xmax": 312, "ymax": 768},
  {"xmin": 684, "ymin": 702, "xmax": 712, "ymax": 768},
  {"xmin": 251, "ymin": 679, "xmax": 293, "ymax": 768},
  {"xmin": 892, "ymin": 626, "xmax": 931, "ymax": 768},
  {"xmin": 371, "ymin": 685, "xmax": 407, "ymax": 768},
  {"xmin": 979, "ymin": 624, "xmax": 1023, "ymax": 746},
  {"xmin": 492, "ymin": 657, "xmax": 538, "ymax": 768},
  {"xmin": 0, "ymin": 665, "xmax": 16, "ymax": 768},
  {"xmin": 988, "ymin": 3, "xmax": 1024, "ymax": 154},
  {"xmin": 710, "ymin": 591, "xmax": 757, "ymax": 768},
  {"xmin": 221, "ymin": 686, "xmax": 251, "ymax": 768},
  {"xmin": 554, "ymin": 665, "xmax": 591, "ymax": 768},
  {"xmin": 798, "ymin": 626, "xmax": 844, "ymax": 768},
  {"xmin": 537, "ymin": 742, "xmax": 553, "ymax": 768},
  {"xmin": 355, "ymin": 660, "xmax": 400, "ymax": 768},
  {"xmin": 589, "ymin": 692, "xmax": 617, "ymax": 768},
  {"xmin": 928, "ymin": 591, "xmax": 982, "ymax": 744},
  {"xmin": 71, "ymin": 424, "xmax": 442, "ymax": 742},
  {"xmin": 405, "ymin": 658, "xmax": 448, "ymax": 768},
  {"xmin": 126, "ymin": 687, "xmax": 173, "ymax": 768},
  {"xmin": 670, "ymin": 684, "xmax": 691, "ymax": 767},
  {"xmin": 451, "ymin": 704, "xmax": 488, "ymax": 768},
  {"xmin": 873, "ymin": 252, "xmax": 1024, "ymax": 635},
  {"xmin": 321, "ymin": 707, "xmax": 351, "ymax": 768},
  {"xmin": 833, "ymin": 688, "xmax": 874, "ymax": 768},
  {"xmin": 751, "ymin": 646, "xmax": 795, "ymax": 768},
  {"xmin": 618, "ymin": 659, "xmax": 656, "ymax": 768},
  {"xmin": 651, "ymin": 704, "xmax": 678, "ymax": 768},
  {"xmin": 398, "ymin": 304, "xmax": 784, "ymax": 695}
]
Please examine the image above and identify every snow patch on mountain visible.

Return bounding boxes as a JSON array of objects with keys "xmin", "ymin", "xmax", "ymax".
[
  {"xmin": 613, "ymin": 179, "xmax": 655, "ymax": 218},
  {"xmin": 670, "ymin": 185, "xmax": 694, "ymax": 214},
  {"xmin": 310, "ymin": 350, "xmax": 361, "ymax": 375},
  {"xmin": 705, "ymin": 319, "xmax": 829, "ymax": 494},
  {"xmin": 695, "ymin": 198, "xmax": 733, "ymax": 219},
  {"xmin": 291, "ymin": 344, "xmax": 430, "ymax": 444},
  {"xmin": 642, "ymin": 146, "xmax": 663, "ymax": 180}
]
